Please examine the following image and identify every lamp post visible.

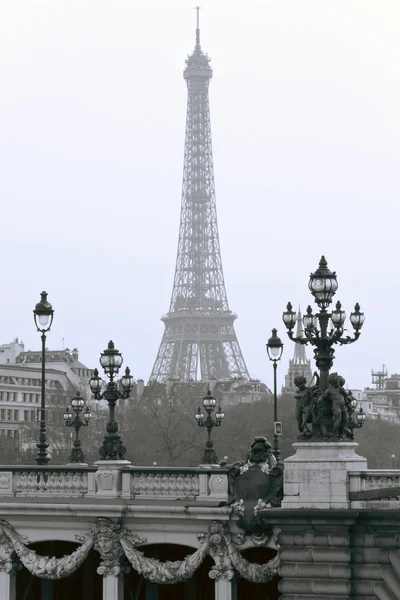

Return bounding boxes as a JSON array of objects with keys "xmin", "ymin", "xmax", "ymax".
[
  {"xmin": 195, "ymin": 390, "xmax": 224, "ymax": 465},
  {"xmin": 89, "ymin": 341, "xmax": 134, "ymax": 461},
  {"xmin": 33, "ymin": 291, "xmax": 54, "ymax": 465},
  {"xmin": 392, "ymin": 454, "xmax": 396, "ymax": 469},
  {"xmin": 282, "ymin": 256, "xmax": 365, "ymax": 393},
  {"xmin": 63, "ymin": 392, "xmax": 92, "ymax": 463},
  {"xmin": 266, "ymin": 328, "xmax": 284, "ymax": 462}
]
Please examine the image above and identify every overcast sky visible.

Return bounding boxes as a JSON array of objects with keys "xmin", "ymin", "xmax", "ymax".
[{"xmin": 1, "ymin": 1, "xmax": 399, "ymax": 392}]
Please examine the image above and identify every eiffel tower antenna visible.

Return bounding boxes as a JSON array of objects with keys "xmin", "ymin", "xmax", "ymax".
[
  {"xmin": 149, "ymin": 12, "xmax": 250, "ymax": 382},
  {"xmin": 195, "ymin": 6, "xmax": 200, "ymax": 48}
]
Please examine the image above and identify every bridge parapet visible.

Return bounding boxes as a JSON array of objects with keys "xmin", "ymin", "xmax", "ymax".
[
  {"xmin": 349, "ymin": 469, "xmax": 400, "ymax": 508},
  {"xmin": 0, "ymin": 465, "xmax": 228, "ymax": 503},
  {"xmin": 0, "ymin": 466, "xmax": 95, "ymax": 498},
  {"xmin": 121, "ymin": 466, "xmax": 228, "ymax": 502}
]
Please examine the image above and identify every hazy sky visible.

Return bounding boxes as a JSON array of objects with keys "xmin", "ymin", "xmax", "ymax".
[{"xmin": 1, "ymin": 1, "xmax": 399, "ymax": 391}]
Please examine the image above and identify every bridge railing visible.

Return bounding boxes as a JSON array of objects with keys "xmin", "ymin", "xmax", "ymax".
[
  {"xmin": 120, "ymin": 467, "xmax": 227, "ymax": 501},
  {"xmin": 0, "ymin": 466, "xmax": 228, "ymax": 502},
  {"xmin": 349, "ymin": 470, "xmax": 400, "ymax": 506}
]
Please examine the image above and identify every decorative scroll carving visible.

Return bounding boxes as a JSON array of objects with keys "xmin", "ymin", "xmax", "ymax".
[
  {"xmin": 205, "ymin": 521, "xmax": 235, "ymax": 582},
  {"xmin": 226, "ymin": 437, "xmax": 283, "ymax": 535}
]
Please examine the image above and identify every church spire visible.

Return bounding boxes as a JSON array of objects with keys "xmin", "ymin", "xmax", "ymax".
[{"xmin": 293, "ymin": 308, "xmax": 307, "ymax": 364}]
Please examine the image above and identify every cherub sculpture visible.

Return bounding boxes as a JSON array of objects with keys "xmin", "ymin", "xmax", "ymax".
[
  {"xmin": 317, "ymin": 372, "xmax": 349, "ymax": 438},
  {"xmin": 294, "ymin": 372, "xmax": 320, "ymax": 438}
]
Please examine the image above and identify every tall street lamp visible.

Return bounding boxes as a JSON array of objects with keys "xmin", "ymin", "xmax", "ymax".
[
  {"xmin": 195, "ymin": 390, "xmax": 224, "ymax": 465},
  {"xmin": 89, "ymin": 341, "xmax": 134, "ymax": 461},
  {"xmin": 63, "ymin": 392, "xmax": 92, "ymax": 463},
  {"xmin": 33, "ymin": 291, "xmax": 54, "ymax": 465},
  {"xmin": 266, "ymin": 329, "xmax": 284, "ymax": 462},
  {"xmin": 282, "ymin": 256, "xmax": 365, "ymax": 393}
]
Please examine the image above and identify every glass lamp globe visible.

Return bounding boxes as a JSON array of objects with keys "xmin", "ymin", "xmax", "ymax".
[
  {"xmin": 308, "ymin": 256, "xmax": 338, "ymax": 309},
  {"xmin": 203, "ymin": 391, "xmax": 216, "ymax": 409}
]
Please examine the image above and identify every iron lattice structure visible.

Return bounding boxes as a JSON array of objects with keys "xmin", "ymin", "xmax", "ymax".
[{"xmin": 150, "ymin": 18, "xmax": 250, "ymax": 383}]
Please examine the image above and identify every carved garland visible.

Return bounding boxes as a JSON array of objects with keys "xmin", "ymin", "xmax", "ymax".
[
  {"xmin": 0, "ymin": 518, "xmax": 279, "ymax": 585},
  {"xmin": 0, "ymin": 520, "xmax": 93, "ymax": 579}
]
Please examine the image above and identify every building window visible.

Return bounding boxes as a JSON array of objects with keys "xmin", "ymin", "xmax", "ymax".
[
  {"xmin": 30, "ymin": 410, "xmax": 36, "ymax": 422},
  {"xmin": 7, "ymin": 410, "xmax": 11, "ymax": 421},
  {"xmin": 14, "ymin": 410, "xmax": 18, "ymax": 421},
  {"xmin": 24, "ymin": 410, "xmax": 29, "ymax": 422},
  {"xmin": 0, "ymin": 410, "xmax": 5, "ymax": 421}
]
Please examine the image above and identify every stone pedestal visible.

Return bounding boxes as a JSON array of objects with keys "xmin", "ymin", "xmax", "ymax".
[
  {"xmin": 94, "ymin": 460, "xmax": 131, "ymax": 498},
  {"xmin": 282, "ymin": 442, "xmax": 368, "ymax": 509}
]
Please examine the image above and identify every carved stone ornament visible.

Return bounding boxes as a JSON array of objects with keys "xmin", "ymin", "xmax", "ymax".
[
  {"xmin": 88, "ymin": 518, "xmax": 144, "ymax": 577},
  {"xmin": 0, "ymin": 520, "xmax": 93, "ymax": 579},
  {"xmin": 121, "ymin": 520, "xmax": 279, "ymax": 585},
  {"xmin": 226, "ymin": 437, "xmax": 283, "ymax": 535},
  {"xmin": 0, "ymin": 518, "xmax": 279, "ymax": 585}
]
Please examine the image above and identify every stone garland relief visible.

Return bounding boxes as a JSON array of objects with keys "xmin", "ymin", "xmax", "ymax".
[{"xmin": 0, "ymin": 518, "xmax": 279, "ymax": 584}]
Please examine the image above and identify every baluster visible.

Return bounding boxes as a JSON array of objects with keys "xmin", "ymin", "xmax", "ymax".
[
  {"xmin": 27, "ymin": 471, "xmax": 36, "ymax": 492},
  {"xmin": 153, "ymin": 474, "xmax": 161, "ymax": 496},
  {"xmin": 168, "ymin": 474, "xmax": 177, "ymax": 496},
  {"xmin": 63, "ymin": 472, "xmax": 71, "ymax": 493},
  {"xmin": 184, "ymin": 474, "xmax": 192, "ymax": 495},
  {"xmin": 161, "ymin": 474, "xmax": 169, "ymax": 496},
  {"xmin": 74, "ymin": 472, "xmax": 83, "ymax": 493},
  {"xmin": 37, "ymin": 472, "xmax": 46, "ymax": 492},
  {"xmin": 48, "ymin": 472, "xmax": 56, "ymax": 493},
  {"xmin": 138, "ymin": 473, "xmax": 147, "ymax": 495},
  {"xmin": 147, "ymin": 473, "xmax": 154, "ymax": 496},
  {"xmin": 192, "ymin": 475, "xmax": 200, "ymax": 496},
  {"xmin": 82, "ymin": 472, "xmax": 88, "ymax": 494},
  {"xmin": 176, "ymin": 474, "xmax": 185, "ymax": 496}
]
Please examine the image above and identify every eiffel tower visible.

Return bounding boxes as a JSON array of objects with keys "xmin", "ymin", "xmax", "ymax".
[{"xmin": 150, "ymin": 11, "xmax": 250, "ymax": 383}]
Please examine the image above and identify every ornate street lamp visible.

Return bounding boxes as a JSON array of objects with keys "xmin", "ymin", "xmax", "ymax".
[
  {"xmin": 89, "ymin": 341, "xmax": 134, "ymax": 461},
  {"xmin": 63, "ymin": 392, "xmax": 92, "ymax": 463},
  {"xmin": 195, "ymin": 390, "xmax": 224, "ymax": 465},
  {"xmin": 33, "ymin": 291, "xmax": 54, "ymax": 465},
  {"xmin": 266, "ymin": 328, "xmax": 284, "ymax": 462},
  {"xmin": 282, "ymin": 256, "xmax": 365, "ymax": 393}
]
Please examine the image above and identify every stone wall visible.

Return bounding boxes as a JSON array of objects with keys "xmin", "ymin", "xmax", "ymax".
[{"xmin": 259, "ymin": 509, "xmax": 400, "ymax": 599}]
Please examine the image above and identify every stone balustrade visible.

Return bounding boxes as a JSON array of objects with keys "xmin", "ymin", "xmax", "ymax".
[
  {"xmin": 130, "ymin": 470, "xmax": 200, "ymax": 498},
  {"xmin": 121, "ymin": 467, "xmax": 228, "ymax": 502},
  {"xmin": 0, "ymin": 466, "xmax": 95, "ymax": 497},
  {"xmin": 0, "ymin": 465, "xmax": 229, "ymax": 502},
  {"xmin": 349, "ymin": 470, "xmax": 400, "ymax": 507}
]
